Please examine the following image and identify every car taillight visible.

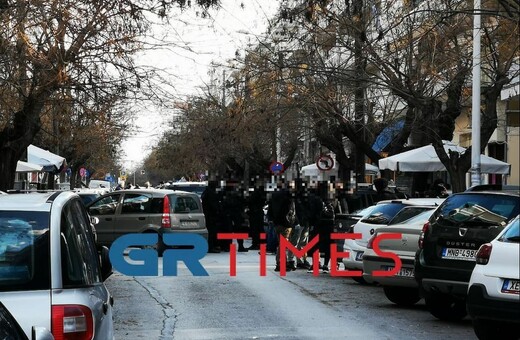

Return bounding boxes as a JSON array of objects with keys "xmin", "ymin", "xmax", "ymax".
[
  {"xmin": 476, "ymin": 243, "xmax": 492, "ymax": 265},
  {"xmin": 367, "ymin": 234, "xmax": 376, "ymax": 249},
  {"xmin": 162, "ymin": 195, "xmax": 171, "ymax": 228},
  {"xmin": 418, "ymin": 222, "xmax": 429, "ymax": 249},
  {"xmin": 52, "ymin": 305, "xmax": 93, "ymax": 340}
]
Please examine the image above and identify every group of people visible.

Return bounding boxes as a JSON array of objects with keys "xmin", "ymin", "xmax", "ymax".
[{"xmin": 202, "ymin": 178, "xmax": 343, "ymax": 274}]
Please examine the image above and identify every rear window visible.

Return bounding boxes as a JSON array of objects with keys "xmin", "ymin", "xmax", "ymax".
[
  {"xmin": 360, "ymin": 203, "xmax": 406, "ymax": 225},
  {"xmin": 434, "ymin": 193, "xmax": 519, "ymax": 226},
  {"xmin": 389, "ymin": 207, "xmax": 434, "ymax": 225},
  {"xmin": 169, "ymin": 195, "xmax": 201, "ymax": 213},
  {"xmin": 0, "ymin": 211, "xmax": 50, "ymax": 291},
  {"xmin": 499, "ymin": 217, "xmax": 520, "ymax": 243}
]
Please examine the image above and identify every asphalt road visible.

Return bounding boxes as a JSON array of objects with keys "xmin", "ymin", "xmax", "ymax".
[{"xmin": 105, "ymin": 242, "xmax": 476, "ymax": 340}]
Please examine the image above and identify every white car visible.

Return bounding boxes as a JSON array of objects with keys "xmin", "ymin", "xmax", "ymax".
[
  {"xmin": 0, "ymin": 192, "xmax": 114, "ymax": 339},
  {"xmin": 342, "ymin": 198, "xmax": 444, "ymax": 283},
  {"xmin": 362, "ymin": 207, "xmax": 437, "ymax": 305},
  {"xmin": 467, "ymin": 215, "xmax": 520, "ymax": 339}
]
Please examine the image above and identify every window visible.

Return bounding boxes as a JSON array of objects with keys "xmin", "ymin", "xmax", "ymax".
[
  {"xmin": 89, "ymin": 194, "xmax": 120, "ymax": 215},
  {"xmin": 174, "ymin": 196, "xmax": 200, "ymax": 213},
  {"xmin": 60, "ymin": 200, "xmax": 101, "ymax": 287},
  {"xmin": 0, "ymin": 211, "xmax": 50, "ymax": 291},
  {"xmin": 121, "ymin": 194, "xmax": 151, "ymax": 214}
]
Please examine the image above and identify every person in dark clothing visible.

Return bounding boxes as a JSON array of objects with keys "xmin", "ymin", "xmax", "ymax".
[
  {"xmin": 201, "ymin": 180, "xmax": 222, "ymax": 253},
  {"xmin": 247, "ymin": 182, "xmax": 266, "ymax": 250},
  {"xmin": 318, "ymin": 196, "xmax": 335, "ymax": 273},
  {"xmin": 220, "ymin": 181, "xmax": 248, "ymax": 252},
  {"xmin": 306, "ymin": 186, "xmax": 324, "ymax": 273},
  {"xmin": 269, "ymin": 183, "xmax": 296, "ymax": 271},
  {"xmin": 373, "ymin": 178, "xmax": 398, "ymax": 202}
]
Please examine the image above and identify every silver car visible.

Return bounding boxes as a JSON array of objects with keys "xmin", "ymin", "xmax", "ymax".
[
  {"xmin": 0, "ymin": 191, "xmax": 114, "ymax": 339},
  {"xmin": 87, "ymin": 189, "xmax": 208, "ymax": 255}
]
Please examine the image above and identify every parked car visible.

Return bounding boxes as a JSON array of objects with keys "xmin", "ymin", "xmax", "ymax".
[
  {"xmin": 0, "ymin": 191, "xmax": 114, "ymax": 339},
  {"xmin": 87, "ymin": 189, "xmax": 208, "ymax": 255},
  {"xmin": 362, "ymin": 206, "xmax": 437, "ymax": 305},
  {"xmin": 342, "ymin": 198, "xmax": 444, "ymax": 283},
  {"xmin": 415, "ymin": 189, "xmax": 519, "ymax": 321},
  {"xmin": 163, "ymin": 181, "xmax": 208, "ymax": 197},
  {"xmin": 74, "ymin": 189, "xmax": 103, "ymax": 206},
  {"xmin": 467, "ymin": 215, "xmax": 520, "ymax": 339}
]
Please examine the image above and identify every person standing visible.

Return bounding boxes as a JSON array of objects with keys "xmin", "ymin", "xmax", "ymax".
[
  {"xmin": 269, "ymin": 181, "xmax": 296, "ymax": 272},
  {"xmin": 201, "ymin": 180, "xmax": 222, "ymax": 253},
  {"xmin": 247, "ymin": 181, "xmax": 266, "ymax": 250},
  {"xmin": 221, "ymin": 180, "xmax": 248, "ymax": 252}
]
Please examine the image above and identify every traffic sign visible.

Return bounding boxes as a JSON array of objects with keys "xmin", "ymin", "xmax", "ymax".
[
  {"xmin": 79, "ymin": 167, "xmax": 86, "ymax": 177},
  {"xmin": 269, "ymin": 161, "xmax": 285, "ymax": 174},
  {"xmin": 316, "ymin": 155, "xmax": 334, "ymax": 171}
]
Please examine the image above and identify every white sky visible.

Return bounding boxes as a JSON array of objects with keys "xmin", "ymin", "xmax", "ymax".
[{"xmin": 121, "ymin": 0, "xmax": 280, "ymax": 169}]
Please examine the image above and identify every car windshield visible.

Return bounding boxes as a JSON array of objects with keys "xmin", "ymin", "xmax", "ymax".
[
  {"xmin": 360, "ymin": 203, "xmax": 407, "ymax": 225},
  {"xmin": 499, "ymin": 217, "xmax": 520, "ymax": 243},
  {"xmin": 434, "ymin": 193, "xmax": 519, "ymax": 227},
  {"xmin": 388, "ymin": 207, "xmax": 434, "ymax": 225},
  {"xmin": 0, "ymin": 211, "xmax": 50, "ymax": 291}
]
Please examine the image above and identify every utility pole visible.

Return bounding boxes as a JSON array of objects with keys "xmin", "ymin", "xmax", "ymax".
[{"xmin": 470, "ymin": 0, "xmax": 482, "ymax": 187}]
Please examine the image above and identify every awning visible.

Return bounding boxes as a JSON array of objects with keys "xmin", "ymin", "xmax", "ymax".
[
  {"xmin": 300, "ymin": 163, "xmax": 379, "ymax": 177},
  {"xmin": 16, "ymin": 161, "xmax": 43, "ymax": 173},
  {"xmin": 378, "ymin": 141, "xmax": 511, "ymax": 174},
  {"xmin": 27, "ymin": 144, "xmax": 66, "ymax": 172}
]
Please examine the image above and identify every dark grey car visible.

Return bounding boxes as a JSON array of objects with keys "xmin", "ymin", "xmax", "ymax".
[{"xmin": 87, "ymin": 189, "xmax": 208, "ymax": 254}]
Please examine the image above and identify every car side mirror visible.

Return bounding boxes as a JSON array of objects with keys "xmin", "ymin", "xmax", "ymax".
[
  {"xmin": 99, "ymin": 246, "xmax": 113, "ymax": 281},
  {"xmin": 32, "ymin": 327, "xmax": 54, "ymax": 340}
]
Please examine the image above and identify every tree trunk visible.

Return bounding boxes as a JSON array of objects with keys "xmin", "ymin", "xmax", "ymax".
[{"xmin": 0, "ymin": 147, "xmax": 22, "ymax": 191}]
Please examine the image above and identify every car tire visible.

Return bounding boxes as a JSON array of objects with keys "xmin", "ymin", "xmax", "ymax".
[
  {"xmin": 473, "ymin": 319, "xmax": 520, "ymax": 340},
  {"xmin": 383, "ymin": 286, "xmax": 421, "ymax": 306},
  {"xmin": 351, "ymin": 276, "xmax": 368, "ymax": 284},
  {"xmin": 142, "ymin": 233, "xmax": 166, "ymax": 257},
  {"xmin": 425, "ymin": 293, "xmax": 467, "ymax": 321}
]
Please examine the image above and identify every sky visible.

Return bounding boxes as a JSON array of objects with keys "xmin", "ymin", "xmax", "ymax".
[{"xmin": 120, "ymin": 0, "xmax": 280, "ymax": 170}]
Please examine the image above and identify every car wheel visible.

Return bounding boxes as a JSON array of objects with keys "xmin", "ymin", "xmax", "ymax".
[
  {"xmin": 425, "ymin": 293, "xmax": 467, "ymax": 321},
  {"xmin": 473, "ymin": 319, "xmax": 520, "ymax": 340},
  {"xmin": 142, "ymin": 233, "xmax": 166, "ymax": 257},
  {"xmin": 383, "ymin": 286, "xmax": 421, "ymax": 306},
  {"xmin": 351, "ymin": 276, "xmax": 368, "ymax": 284}
]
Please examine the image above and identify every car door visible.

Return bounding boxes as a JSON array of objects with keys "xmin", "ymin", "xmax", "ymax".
[
  {"xmin": 88, "ymin": 193, "xmax": 121, "ymax": 246},
  {"xmin": 115, "ymin": 192, "xmax": 153, "ymax": 238},
  {"xmin": 56, "ymin": 199, "xmax": 113, "ymax": 340}
]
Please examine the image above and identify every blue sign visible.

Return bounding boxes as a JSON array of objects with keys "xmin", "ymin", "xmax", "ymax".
[
  {"xmin": 65, "ymin": 168, "xmax": 72, "ymax": 176},
  {"xmin": 85, "ymin": 169, "xmax": 90, "ymax": 178},
  {"xmin": 269, "ymin": 161, "xmax": 284, "ymax": 174}
]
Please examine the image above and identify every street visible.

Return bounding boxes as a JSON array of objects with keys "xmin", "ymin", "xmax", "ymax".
[{"xmin": 105, "ymin": 242, "xmax": 476, "ymax": 340}]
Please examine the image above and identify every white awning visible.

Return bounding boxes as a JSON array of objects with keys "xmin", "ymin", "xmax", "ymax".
[
  {"xmin": 27, "ymin": 144, "xmax": 66, "ymax": 172},
  {"xmin": 378, "ymin": 141, "xmax": 510, "ymax": 174},
  {"xmin": 16, "ymin": 161, "xmax": 43, "ymax": 173}
]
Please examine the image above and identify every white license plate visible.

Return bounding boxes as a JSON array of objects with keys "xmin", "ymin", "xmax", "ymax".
[
  {"xmin": 180, "ymin": 221, "xmax": 199, "ymax": 228},
  {"xmin": 502, "ymin": 279, "xmax": 520, "ymax": 295},
  {"xmin": 382, "ymin": 265, "xmax": 414, "ymax": 278},
  {"xmin": 355, "ymin": 251, "xmax": 364, "ymax": 261},
  {"xmin": 442, "ymin": 248, "xmax": 477, "ymax": 261}
]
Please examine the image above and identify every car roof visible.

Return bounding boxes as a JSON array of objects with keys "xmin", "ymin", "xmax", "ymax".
[
  {"xmin": 105, "ymin": 188, "xmax": 199, "ymax": 197},
  {"xmin": 0, "ymin": 191, "xmax": 76, "ymax": 211},
  {"xmin": 166, "ymin": 182, "xmax": 207, "ymax": 187}
]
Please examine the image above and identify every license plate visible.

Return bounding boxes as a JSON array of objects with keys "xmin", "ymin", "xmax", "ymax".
[
  {"xmin": 382, "ymin": 265, "xmax": 414, "ymax": 278},
  {"xmin": 355, "ymin": 251, "xmax": 364, "ymax": 261},
  {"xmin": 442, "ymin": 248, "xmax": 477, "ymax": 261},
  {"xmin": 180, "ymin": 221, "xmax": 199, "ymax": 228},
  {"xmin": 502, "ymin": 279, "xmax": 520, "ymax": 295}
]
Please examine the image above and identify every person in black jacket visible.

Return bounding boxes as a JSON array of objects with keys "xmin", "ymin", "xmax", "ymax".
[
  {"xmin": 201, "ymin": 180, "xmax": 222, "ymax": 253},
  {"xmin": 247, "ymin": 181, "xmax": 266, "ymax": 250},
  {"xmin": 269, "ymin": 181, "xmax": 296, "ymax": 272}
]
